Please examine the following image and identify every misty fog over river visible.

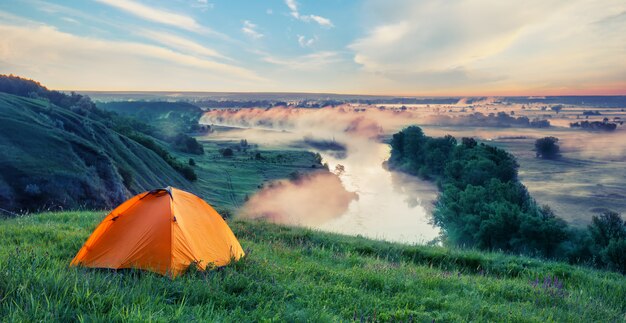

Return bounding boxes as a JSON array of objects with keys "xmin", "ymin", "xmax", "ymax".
[
  {"xmin": 199, "ymin": 115, "xmax": 440, "ymax": 244},
  {"xmin": 315, "ymin": 142, "xmax": 440, "ymax": 244}
]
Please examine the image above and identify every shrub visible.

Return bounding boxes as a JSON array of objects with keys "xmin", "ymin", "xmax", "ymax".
[
  {"xmin": 535, "ymin": 137, "xmax": 560, "ymax": 159},
  {"xmin": 221, "ymin": 148, "xmax": 234, "ymax": 157}
]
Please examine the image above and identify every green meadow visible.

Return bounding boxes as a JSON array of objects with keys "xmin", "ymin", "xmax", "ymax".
[
  {"xmin": 1, "ymin": 211, "xmax": 624, "ymax": 322},
  {"xmin": 178, "ymin": 139, "xmax": 324, "ymax": 216}
]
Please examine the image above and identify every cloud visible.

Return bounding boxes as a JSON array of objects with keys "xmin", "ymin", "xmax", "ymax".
[
  {"xmin": 96, "ymin": 0, "xmax": 207, "ymax": 33},
  {"xmin": 191, "ymin": 0, "xmax": 213, "ymax": 12},
  {"xmin": 60, "ymin": 17, "xmax": 79, "ymax": 24},
  {"xmin": 285, "ymin": 0, "xmax": 298, "ymax": 15},
  {"xmin": 241, "ymin": 20, "xmax": 263, "ymax": 39},
  {"xmin": 349, "ymin": 0, "xmax": 626, "ymax": 95},
  {"xmin": 284, "ymin": 0, "xmax": 334, "ymax": 27},
  {"xmin": 297, "ymin": 34, "xmax": 316, "ymax": 47},
  {"xmin": 137, "ymin": 29, "xmax": 229, "ymax": 60},
  {"xmin": 0, "ymin": 23, "xmax": 264, "ymax": 90},
  {"xmin": 262, "ymin": 51, "xmax": 342, "ymax": 71},
  {"xmin": 303, "ymin": 15, "xmax": 333, "ymax": 28}
]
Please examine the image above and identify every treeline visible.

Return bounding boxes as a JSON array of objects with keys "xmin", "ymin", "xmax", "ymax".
[
  {"xmin": 389, "ymin": 126, "xmax": 626, "ymax": 273},
  {"xmin": 0, "ymin": 75, "xmax": 198, "ymax": 181},
  {"xmin": 570, "ymin": 121, "xmax": 618, "ymax": 131},
  {"xmin": 97, "ymin": 101, "xmax": 206, "ymax": 155},
  {"xmin": 433, "ymin": 112, "xmax": 550, "ymax": 128}
]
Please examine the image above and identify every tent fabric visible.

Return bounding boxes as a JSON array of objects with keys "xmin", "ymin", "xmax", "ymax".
[{"xmin": 70, "ymin": 187, "xmax": 244, "ymax": 277}]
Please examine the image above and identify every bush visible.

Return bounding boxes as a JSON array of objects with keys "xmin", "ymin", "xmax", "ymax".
[
  {"xmin": 117, "ymin": 167, "xmax": 133, "ymax": 188},
  {"xmin": 127, "ymin": 133, "xmax": 197, "ymax": 181},
  {"xmin": 221, "ymin": 148, "xmax": 234, "ymax": 157},
  {"xmin": 172, "ymin": 134, "xmax": 204, "ymax": 155},
  {"xmin": 178, "ymin": 165, "xmax": 197, "ymax": 181},
  {"xmin": 603, "ymin": 239, "xmax": 626, "ymax": 274},
  {"xmin": 535, "ymin": 137, "xmax": 560, "ymax": 159}
]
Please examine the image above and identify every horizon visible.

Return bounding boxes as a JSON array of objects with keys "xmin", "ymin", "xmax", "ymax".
[
  {"xmin": 1, "ymin": 1, "xmax": 625, "ymax": 95},
  {"xmin": 75, "ymin": 90, "xmax": 626, "ymax": 98}
]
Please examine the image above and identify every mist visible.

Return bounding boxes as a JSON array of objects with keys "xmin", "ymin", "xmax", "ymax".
[
  {"xmin": 201, "ymin": 103, "xmax": 626, "ymax": 240},
  {"xmin": 201, "ymin": 106, "xmax": 444, "ymax": 243},
  {"xmin": 239, "ymin": 172, "xmax": 358, "ymax": 226}
]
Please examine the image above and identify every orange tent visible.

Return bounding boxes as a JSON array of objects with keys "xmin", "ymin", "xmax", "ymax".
[{"xmin": 70, "ymin": 187, "xmax": 244, "ymax": 277}]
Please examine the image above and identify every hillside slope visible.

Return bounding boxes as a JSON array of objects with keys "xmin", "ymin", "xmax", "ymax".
[
  {"xmin": 96, "ymin": 101, "xmax": 204, "ymax": 136},
  {"xmin": 0, "ymin": 92, "xmax": 191, "ymax": 212},
  {"xmin": 0, "ymin": 211, "xmax": 624, "ymax": 321}
]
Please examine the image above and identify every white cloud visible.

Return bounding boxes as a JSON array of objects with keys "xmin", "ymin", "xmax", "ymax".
[
  {"xmin": 137, "ymin": 29, "xmax": 229, "ymax": 60},
  {"xmin": 242, "ymin": 20, "xmax": 263, "ymax": 39},
  {"xmin": 60, "ymin": 17, "xmax": 79, "ymax": 24},
  {"xmin": 285, "ymin": 0, "xmax": 298, "ymax": 15},
  {"xmin": 191, "ymin": 0, "xmax": 213, "ymax": 12},
  {"xmin": 284, "ymin": 0, "xmax": 333, "ymax": 28},
  {"xmin": 303, "ymin": 15, "xmax": 333, "ymax": 28},
  {"xmin": 349, "ymin": 0, "xmax": 626, "ymax": 94},
  {"xmin": 0, "ymin": 23, "xmax": 264, "ymax": 90},
  {"xmin": 297, "ymin": 35, "xmax": 316, "ymax": 47},
  {"xmin": 96, "ymin": 0, "xmax": 207, "ymax": 33},
  {"xmin": 262, "ymin": 51, "xmax": 342, "ymax": 71}
]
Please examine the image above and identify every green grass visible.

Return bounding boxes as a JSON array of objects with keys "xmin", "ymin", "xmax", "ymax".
[
  {"xmin": 1, "ymin": 211, "xmax": 624, "ymax": 322},
  {"xmin": 0, "ymin": 92, "xmax": 192, "ymax": 211},
  {"xmin": 180, "ymin": 140, "xmax": 324, "ymax": 215}
]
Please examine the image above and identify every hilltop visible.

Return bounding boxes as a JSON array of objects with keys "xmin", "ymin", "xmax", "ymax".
[
  {"xmin": 0, "ymin": 211, "xmax": 624, "ymax": 321},
  {"xmin": 0, "ymin": 76, "xmax": 194, "ymax": 212}
]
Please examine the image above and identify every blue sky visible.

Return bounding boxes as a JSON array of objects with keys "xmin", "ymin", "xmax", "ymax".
[{"xmin": 0, "ymin": 0, "xmax": 625, "ymax": 95}]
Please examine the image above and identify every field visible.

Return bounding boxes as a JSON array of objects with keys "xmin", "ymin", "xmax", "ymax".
[
  {"xmin": 178, "ymin": 133, "xmax": 324, "ymax": 216},
  {"xmin": 489, "ymin": 137, "xmax": 626, "ymax": 227},
  {"xmin": 1, "ymin": 211, "xmax": 625, "ymax": 321}
]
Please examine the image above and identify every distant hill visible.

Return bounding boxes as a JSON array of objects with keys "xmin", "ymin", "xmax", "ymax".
[
  {"xmin": 96, "ymin": 101, "xmax": 204, "ymax": 136},
  {"xmin": 0, "ymin": 76, "xmax": 192, "ymax": 213}
]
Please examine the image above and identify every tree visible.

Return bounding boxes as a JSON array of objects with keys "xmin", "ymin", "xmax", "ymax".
[
  {"xmin": 535, "ymin": 137, "xmax": 560, "ymax": 159},
  {"xmin": 588, "ymin": 211, "xmax": 626, "ymax": 273},
  {"xmin": 588, "ymin": 211, "xmax": 625, "ymax": 247},
  {"xmin": 221, "ymin": 148, "xmax": 234, "ymax": 157}
]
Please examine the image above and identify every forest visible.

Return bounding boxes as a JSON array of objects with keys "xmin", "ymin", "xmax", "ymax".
[{"xmin": 389, "ymin": 126, "xmax": 626, "ymax": 273}]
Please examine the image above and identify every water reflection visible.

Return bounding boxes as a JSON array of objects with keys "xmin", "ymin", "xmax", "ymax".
[
  {"xmin": 315, "ymin": 142, "xmax": 440, "ymax": 244},
  {"xmin": 202, "ymin": 125, "xmax": 440, "ymax": 244}
]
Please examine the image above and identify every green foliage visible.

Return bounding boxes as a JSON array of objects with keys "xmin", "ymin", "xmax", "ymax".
[
  {"xmin": 185, "ymin": 141, "xmax": 324, "ymax": 215},
  {"xmin": 588, "ymin": 211, "xmax": 626, "ymax": 273},
  {"xmin": 220, "ymin": 148, "xmax": 234, "ymax": 157},
  {"xmin": 0, "ymin": 75, "xmax": 200, "ymax": 211},
  {"xmin": 0, "ymin": 92, "xmax": 193, "ymax": 212},
  {"xmin": 535, "ymin": 137, "xmax": 560, "ymax": 159},
  {"xmin": 171, "ymin": 133, "xmax": 204, "ymax": 155},
  {"xmin": 1, "ymin": 211, "xmax": 624, "ymax": 321},
  {"xmin": 589, "ymin": 211, "xmax": 626, "ymax": 247},
  {"xmin": 96, "ymin": 101, "xmax": 204, "ymax": 137},
  {"xmin": 125, "ymin": 132, "xmax": 197, "ymax": 181},
  {"xmin": 390, "ymin": 126, "xmax": 626, "ymax": 274}
]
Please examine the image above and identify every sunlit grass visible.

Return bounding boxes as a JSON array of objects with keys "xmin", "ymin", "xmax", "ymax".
[{"xmin": 1, "ymin": 211, "xmax": 624, "ymax": 321}]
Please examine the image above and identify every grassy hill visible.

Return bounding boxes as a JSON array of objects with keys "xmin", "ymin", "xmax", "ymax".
[
  {"xmin": 0, "ymin": 92, "xmax": 192, "ymax": 212},
  {"xmin": 96, "ymin": 101, "xmax": 204, "ymax": 136},
  {"xmin": 1, "ymin": 211, "xmax": 624, "ymax": 321}
]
